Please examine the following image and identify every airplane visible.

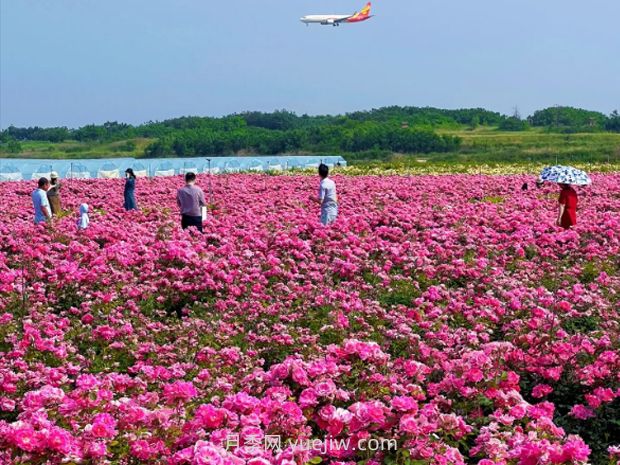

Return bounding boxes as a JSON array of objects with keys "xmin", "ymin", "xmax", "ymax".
[{"xmin": 300, "ymin": 2, "xmax": 373, "ymax": 27}]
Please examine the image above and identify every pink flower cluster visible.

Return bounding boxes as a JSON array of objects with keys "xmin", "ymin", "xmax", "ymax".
[{"xmin": 0, "ymin": 173, "xmax": 619, "ymax": 464}]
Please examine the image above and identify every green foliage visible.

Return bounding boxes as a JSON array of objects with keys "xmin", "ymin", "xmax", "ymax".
[
  {"xmin": 3, "ymin": 106, "xmax": 620, "ymax": 161},
  {"xmin": 580, "ymin": 259, "xmax": 616, "ymax": 284},
  {"xmin": 3, "ymin": 125, "xmax": 70, "ymax": 142},
  {"xmin": 377, "ymin": 279, "xmax": 420, "ymax": 308},
  {"xmin": 521, "ymin": 373, "xmax": 620, "ymax": 465},
  {"xmin": 74, "ymin": 124, "xmax": 108, "ymax": 142},
  {"xmin": 112, "ymin": 140, "xmax": 137, "ymax": 152},
  {"xmin": 469, "ymin": 115, "xmax": 480, "ymax": 130},
  {"xmin": 498, "ymin": 116, "xmax": 530, "ymax": 131},
  {"xmin": 345, "ymin": 106, "xmax": 505, "ymax": 126},
  {"xmin": 0, "ymin": 107, "xmax": 505, "ymax": 156},
  {"xmin": 7, "ymin": 139, "xmax": 22, "ymax": 153},
  {"xmin": 605, "ymin": 110, "xmax": 620, "ymax": 132},
  {"xmin": 529, "ymin": 106, "xmax": 607, "ymax": 132},
  {"xmin": 240, "ymin": 110, "xmax": 300, "ymax": 130},
  {"xmin": 142, "ymin": 122, "xmax": 461, "ymax": 157},
  {"xmin": 562, "ymin": 315, "xmax": 600, "ymax": 335}
]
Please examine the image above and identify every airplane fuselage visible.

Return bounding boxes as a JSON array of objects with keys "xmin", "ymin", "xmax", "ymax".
[{"xmin": 300, "ymin": 14, "xmax": 352, "ymax": 26}]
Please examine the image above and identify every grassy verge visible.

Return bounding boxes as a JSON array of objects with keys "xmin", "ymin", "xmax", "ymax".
[
  {"xmin": 345, "ymin": 129, "xmax": 620, "ymax": 165},
  {"xmin": 1, "ymin": 138, "xmax": 154, "ymax": 159},
  {"xmin": 2, "ymin": 129, "xmax": 620, "ymax": 170}
]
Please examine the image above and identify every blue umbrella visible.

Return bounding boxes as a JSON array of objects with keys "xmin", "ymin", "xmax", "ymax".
[{"xmin": 539, "ymin": 165, "xmax": 592, "ymax": 186}]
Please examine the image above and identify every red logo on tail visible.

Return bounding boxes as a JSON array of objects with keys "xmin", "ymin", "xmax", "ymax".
[{"xmin": 346, "ymin": 2, "xmax": 372, "ymax": 23}]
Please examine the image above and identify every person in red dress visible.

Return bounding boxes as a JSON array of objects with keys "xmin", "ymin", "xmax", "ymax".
[{"xmin": 557, "ymin": 183, "xmax": 578, "ymax": 229}]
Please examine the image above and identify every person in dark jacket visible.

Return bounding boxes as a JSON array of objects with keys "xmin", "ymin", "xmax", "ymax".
[{"xmin": 124, "ymin": 168, "xmax": 138, "ymax": 211}]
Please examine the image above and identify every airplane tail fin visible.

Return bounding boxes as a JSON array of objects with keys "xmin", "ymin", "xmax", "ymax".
[
  {"xmin": 347, "ymin": 2, "xmax": 372, "ymax": 22},
  {"xmin": 360, "ymin": 2, "xmax": 371, "ymax": 17}
]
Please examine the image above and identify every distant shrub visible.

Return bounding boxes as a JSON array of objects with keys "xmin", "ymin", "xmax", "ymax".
[
  {"xmin": 112, "ymin": 141, "xmax": 137, "ymax": 152},
  {"xmin": 498, "ymin": 117, "xmax": 530, "ymax": 131},
  {"xmin": 7, "ymin": 140, "xmax": 22, "ymax": 153}
]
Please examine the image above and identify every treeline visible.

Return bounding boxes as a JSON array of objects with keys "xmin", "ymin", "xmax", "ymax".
[
  {"xmin": 530, "ymin": 107, "xmax": 620, "ymax": 133},
  {"xmin": 1, "ymin": 106, "xmax": 619, "ymax": 157},
  {"xmin": 0, "ymin": 107, "xmax": 501, "ymax": 141},
  {"xmin": 144, "ymin": 123, "xmax": 461, "ymax": 157}
]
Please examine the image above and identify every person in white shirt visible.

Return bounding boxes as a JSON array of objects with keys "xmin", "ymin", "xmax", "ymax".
[
  {"xmin": 309, "ymin": 163, "xmax": 338, "ymax": 225},
  {"xmin": 32, "ymin": 177, "xmax": 52, "ymax": 225}
]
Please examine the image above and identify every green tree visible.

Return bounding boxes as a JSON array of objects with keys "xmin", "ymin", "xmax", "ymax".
[
  {"xmin": 74, "ymin": 124, "xmax": 107, "ymax": 141},
  {"xmin": 499, "ymin": 117, "xmax": 529, "ymax": 131},
  {"xmin": 469, "ymin": 116, "xmax": 480, "ymax": 130},
  {"xmin": 605, "ymin": 110, "xmax": 620, "ymax": 132},
  {"xmin": 530, "ymin": 106, "xmax": 606, "ymax": 132}
]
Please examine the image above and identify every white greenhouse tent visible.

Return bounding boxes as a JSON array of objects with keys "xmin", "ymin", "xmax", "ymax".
[
  {"xmin": 98, "ymin": 162, "xmax": 120, "ymax": 179},
  {"xmin": 247, "ymin": 159, "xmax": 264, "ymax": 172},
  {"xmin": 154, "ymin": 161, "xmax": 175, "ymax": 177},
  {"xmin": 0, "ymin": 156, "xmax": 347, "ymax": 182},
  {"xmin": 265, "ymin": 158, "xmax": 283, "ymax": 171},
  {"xmin": 31, "ymin": 164, "xmax": 53, "ymax": 180},
  {"xmin": 223, "ymin": 160, "xmax": 241, "ymax": 173},
  {"xmin": 286, "ymin": 158, "xmax": 304, "ymax": 170},
  {"xmin": 179, "ymin": 161, "xmax": 199, "ymax": 175},
  {"xmin": 131, "ymin": 162, "xmax": 148, "ymax": 178},
  {"xmin": 0, "ymin": 165, "xmax": 23, "ymax": 181},
  {"xmin": 304, "ymin": 158, "xmax": 321, "ymax": 169},
  {"xmin": 65, "ymin": 163, "xmax": 91, "ymax": 179}
]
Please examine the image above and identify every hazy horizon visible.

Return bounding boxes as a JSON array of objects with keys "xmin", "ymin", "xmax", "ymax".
[{"xmin": 2, "ymin": 0, "xmax": 619, "ymax": 129}]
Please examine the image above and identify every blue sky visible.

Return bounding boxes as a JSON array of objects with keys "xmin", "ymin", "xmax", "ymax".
[{"xmin": 1, "ymin": 0, "xmax": 619, "ymax": 128}]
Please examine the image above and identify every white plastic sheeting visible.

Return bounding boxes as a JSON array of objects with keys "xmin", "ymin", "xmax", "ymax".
[
  {"xmin": 0, "ymin": 156, "xmax": 347, "ymax": 181},
  {"xmin": 154, "ymin": 162, "xmax": 175, "ymax": 177},
  {"xmin": 223, "ymin": 160, "xmax": 241, "ymax": 173},
  {"xmin": 179, "ymin": 162, "xmax": 198, "ymax": 175},
  {"xmin": 131, "ymin": 163, "xmax": 148, "ymax": 178},
  {"xmin": 65, "ymin": 164, "xmax": 91, "ymax": 179},
  {"xmin": 98, "ymin": 163, "xmax": 121, "ymax": 179},
  {"xmin": 0, "ymin": 165, "xmax": 23, "ymax": 181},
  {"xmin": 304, "ymin": 158, "xmax": 322, "ymax": 169},
  {"xmin": 31, "ymin": 164, "xmax": 53, "ymax": 180}
]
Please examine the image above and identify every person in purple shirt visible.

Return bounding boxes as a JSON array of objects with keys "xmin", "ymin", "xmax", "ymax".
[{"xmin": 176, "ymin": 172, "xmax": 206, "ymax": 233}]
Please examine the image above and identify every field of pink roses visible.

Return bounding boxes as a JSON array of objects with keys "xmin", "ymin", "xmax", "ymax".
[{"xmin": 0, "ymin": 173, "xmax": 619, "ymax": 465}]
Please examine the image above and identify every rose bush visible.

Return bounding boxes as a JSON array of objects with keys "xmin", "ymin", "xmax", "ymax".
[{"xmin": 0, "ymin": 173, "xmax": 618, "ymax": 465}]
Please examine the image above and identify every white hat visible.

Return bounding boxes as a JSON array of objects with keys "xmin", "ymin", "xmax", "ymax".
[{"xmin": 50, "ymin": 171, "xmax": 59, "ymax": 179}]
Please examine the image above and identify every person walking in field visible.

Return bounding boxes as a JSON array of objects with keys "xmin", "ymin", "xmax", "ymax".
[
  {"xmin": 177, "ymin": 172, "xmax": 206, "ymax": 233},
  {"xmin": 47, "ymin": 172, "xmax": 62, "ymax": 215},
  {"xmin": 538, "ymin": 166, "xmax": 590, "ymax": 229},
  {"xmin": 124, "ymin": 168, "xmax": 138, "ymax": 211},
  {"xmin": 32, "ymin": 177, "xmax": 52, "ymax": 225},
  {"xmin": 310, "ymin": 163, "xmax": 338, "ymax": 225},
  {"xmin": 557, "ymin": 183, "xmax": 578, "ymax": 229}
]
